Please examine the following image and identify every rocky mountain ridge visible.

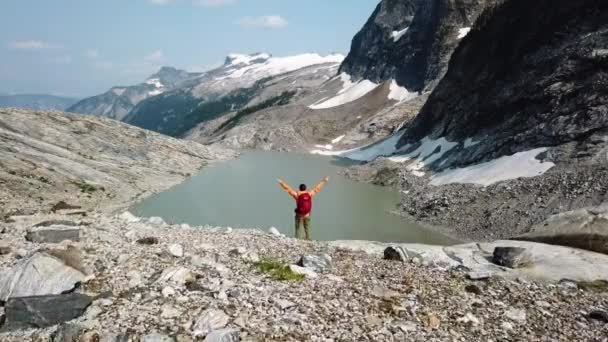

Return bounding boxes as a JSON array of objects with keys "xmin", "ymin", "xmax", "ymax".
[
  {"xmin": 340, "ymin": 0, "xmax": 497, "ymax": 93},
  {"xmin": 67, "ymin": 67, "xmax": 200, "ymax": 121},
  {"xmin": 0, "ymin": 94, "xmax": 79, "ymax": 111},
  {"xmin": 339, "ymin": 0, "xmax": 608, "ymax": 244}
]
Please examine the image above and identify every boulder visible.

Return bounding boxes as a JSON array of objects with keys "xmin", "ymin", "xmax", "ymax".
[
  {"xmin": 589, "ymin": 310, "xmax": 608, "ymax": 323},
  {"xmin": 168, "ymin": 244, "xmax": 184, "ymax": 258},
  {"xmin": 297, "ymin": 254, "xmax": 333, "ymax": 273},
  {"xmin": 142, "ymin": 333, "xmax": 175, "ymax": 342},
  {"xmin": 516, "ymin": 206, "xmax": 608, "ymax": 254},
  {"xmin": 51, "ymin": 323, "xmax": 86, "ymax": 341},
  {"xmin": 493, "ymin": 247, "xmax": 533, "ymax": 268},
  {"xmin": 137, "ymin": 237, "xmax": 159, "ymax": 245},
  {"xmin": 118, "ymin": 211, "xmax": 140, "ymax": 223},
  {"xmin": 0, "ymin": 252, "xmax": 86, "ymax": 301},
  {"xmin": 159, "ymin": 267, "xmax": 195, "ymax": 287},
  {"xmin": 0, "ymin": 244, "xmax": 11, "ymax": 255},
  {"xmin": 204, "ymin": 329, "xmax": 239, "ymax": 342},
  {"xmin": 289, "ymin": 265, "xmax": 318, "ymax": 278},
  {"xmin": 192, "ymin": 309, "xmax": 230, "ymax": 338},
  {"xmin": 383, "ymin": 246, "xmax": 422, "ymax": 263},
  {"xmin": 467, "ymin": 271, "xmax": 492, "ymax": 280},
  {"xmin": 274, "ymin": 298, "xmax": 297, "ymax": 310},
  {"xmin": 268, "ymin": 227, "xmax": 283, "ymax": 237},
  {"xmin": 147, "ymin": 217, "xmax": 166, "ymax": 226},
  {"xmin": 2, "ymin": 293, "xmax": 93, "ymax": 331},
  {"xmin": 25, "ymin": 225, "xmax": 81, "ymax": 244},
  {"xmin": 504, "ymin": 308, "xmax": 527, "ymax": 323}
]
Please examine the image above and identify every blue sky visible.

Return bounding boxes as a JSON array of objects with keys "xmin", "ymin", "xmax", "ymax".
[{"xmin": 0, "ymin": 0, "xmax": 377, "ymax": 97}]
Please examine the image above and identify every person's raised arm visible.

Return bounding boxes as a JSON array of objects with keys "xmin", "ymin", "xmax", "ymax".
[
  {"xmin": 309, "ymin": 176, "xmax": 329, "ymax": 197},
  {"xmin": 277, "ymin": 179, "xmax": 298, "ymax": 200}
]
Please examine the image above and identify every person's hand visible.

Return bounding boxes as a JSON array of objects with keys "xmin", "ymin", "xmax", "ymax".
[{"xmin": 324, "ymin": 176, "xmax": 330, "ymax": 182}]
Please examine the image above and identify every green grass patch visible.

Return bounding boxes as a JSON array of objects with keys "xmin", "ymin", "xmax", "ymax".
[
  {"xmin": 214, "ymin": 90, "xmax": 297, "ymax": 134},
  {"xmin": 253, "ymin": 258, "xmax": 304, "ymax": 282},
  {"xmin": 74, "ymin": 181, "xmax": 98, "ymax": 194}
]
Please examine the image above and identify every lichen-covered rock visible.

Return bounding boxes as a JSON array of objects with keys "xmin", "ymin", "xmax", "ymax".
[
  {"xmin": 2, "ymin": 294, "xmax": 92, "ymax": 331},
  {"xmin": 0, "ymin": 252, "xmax": 86, "ymax": 301}
]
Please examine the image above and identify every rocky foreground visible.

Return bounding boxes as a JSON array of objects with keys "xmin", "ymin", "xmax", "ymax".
[{"xmin": 0, "ymin": 212, "xmax": 607, "ymax": 341}]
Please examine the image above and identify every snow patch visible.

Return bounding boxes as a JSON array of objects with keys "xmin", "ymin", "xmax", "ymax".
[
  {"xmin": 391, "ymin": 27, "xmax": 409, "ymax": 42},
  {"xmin": 112, "ymin": 88, "xmax": 126, "ymax": 96},
  {"xmin": 148, "ymin": 89, "xmax": 163, "ymax": 96},
  {"xmin": 331, "ymin": 135, "xmax": 345, "ymax": 144},
  {"xmin": 430, "ymin": 148, "xmax": 555, "ymax": 187},
  {"xmin": 225, "ymin": 53, "xmax": 345, "ymax": 80},
  {"xmin": 464, "ymin": 138, "xmax": 480, "ymax": 148},
  {"xmin": 314, "ymin": 144, "xmax": 333, "ymax": 150},
  {"xmin": 226, "ymin": 53, "xmax": 271, "ymax": 66},
  {"xmin": 340, "ymin": 133, "xmax": 403, "ymax": 161},
  {"xmin": 309, "ymin": 73, "xmax": 379, "ymax": 110},
  {"xmin": 145, "ymin": 78, "xmax": 164, "ymax": 88},
  {"xmin": 388, "ymin": 80, "xmax": 417, "ymax": 102},
  {"xmin": 458, "ymin": 27, "xmax": 472, "ymax": 39},
  {"xmin": 387, "ymin": 137, "xmax": 459, "ymax": 177}
]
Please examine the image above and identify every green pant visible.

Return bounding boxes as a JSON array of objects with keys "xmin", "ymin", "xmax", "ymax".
[{"xmin": 295, "ymin": 215, "xmax": 311, "ymax": 240}]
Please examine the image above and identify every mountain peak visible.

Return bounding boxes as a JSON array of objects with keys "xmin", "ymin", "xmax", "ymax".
[{"xmin": 224, "ymin": 53, "xmax": 272, "ymax": 66}]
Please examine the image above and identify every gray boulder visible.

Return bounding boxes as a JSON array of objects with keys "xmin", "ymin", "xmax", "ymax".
[
  {"xmin": 2, "ymin": 293, "xmax": 93, "ymax": 331},
  {"xmin": 25, "ymin": 225, "xmax": 80, "ymax": 243},
  {"xmin": 142, "ymin": 333, "xmax": 175, "ymax": 342},
  {"xmin": 204, "ymin": 329, "xmax": 239, "ymax": 342},
  {"xmin": 192, "ymin": 309, "xmax": 230, "ymax": 338},
  {"xmin": 0, "ymin": 252, "xmax": 86, "ymax": 301},
  {"xmin": 493, "ymin": 247, "xmax": 533, "ymax": 269},
  {"xmin": 51, "ymin": 323, "xmax": 86, "ymax": 341},
  {"xmin": 517, "ymin": 206, "xmax": 608, "ymax": 255},
  {"xmin": 297, "ymin": 254, "xmax": 333, "ymax": 273},
  {"xmin": 383, "ymin": 246, "xmax": 422, "ymax": 263}
]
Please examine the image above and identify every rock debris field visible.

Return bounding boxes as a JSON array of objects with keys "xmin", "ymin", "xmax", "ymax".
[{"xmin": 0, "ymin": 212, "xmax": 607, "ymax": 341}]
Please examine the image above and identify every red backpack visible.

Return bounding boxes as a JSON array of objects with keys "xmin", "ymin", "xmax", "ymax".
[{"xmin": 295, "ymin": 192, "xmax": 312, "ymax": 216}]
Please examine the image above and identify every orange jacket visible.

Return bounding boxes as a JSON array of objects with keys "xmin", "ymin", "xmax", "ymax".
[{"xmin": 278, "ymin": 179, "xmax": 327, "ymax": 201}]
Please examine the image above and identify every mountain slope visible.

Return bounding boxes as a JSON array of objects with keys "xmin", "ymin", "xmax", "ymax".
[
  {"xmin": 67, "ymin": 67, "xmax": 199, "ymax": 121},
  {"xmin": 191, "ymin": 0, "xmax": 496, "ymax": 152},
  {"xmin": 398, "ymin": 0, "xmax": 608, "ymax": 169},
  {"xmin": 123, "ymin": 53, "xmax": 344, "ymax": 137},
  {"xmin": 339, "ymin": 0, "xmax": 608, "ymax": 242},
  {"xmin": 0, "ymin": 108, "xmax": 234, "ymax": 218},
  {"xmin": 0, "ymin": 94, "xmax": 79, "ymax": 111},
  {"xmin": 340, "ymin": 0, "xmax": 496, "ymax": 93}
]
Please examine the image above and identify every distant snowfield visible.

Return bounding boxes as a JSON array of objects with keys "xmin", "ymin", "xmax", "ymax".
[
  {"xmin": 310, "ymin": 77, "xmax": 417, "ymax": 110},
  {"xmin": 310, "ymin": 73, "xmax": 379, "ymax": 110},
  {"xmin": 391, "ymin": 27, "xmax": 409, "ymax": 42},
  {"xmin": 311, "ymin": 133, "xmax": 555, "ymax": 186},
  {"xmin": 430, "ymin": 148, "xmax": 554, "ymax": 186},
  {"xmin": 223, "ymin": 53, "xmax": 345, "ymax": 80}
]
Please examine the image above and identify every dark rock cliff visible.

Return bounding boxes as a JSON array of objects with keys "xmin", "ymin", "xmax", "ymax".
[
  {"xmin": 340, "ymin": 0, "xmax": 494, "ymax": 92},
  {"xmin": 400, "ymin": 0, "xmax": 608, "ymax": 167}
]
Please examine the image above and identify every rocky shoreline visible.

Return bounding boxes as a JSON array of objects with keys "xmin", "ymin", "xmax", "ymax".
[
  {"xmin": 341, "ymin": 157, "xmax": 608, "ymax": 247},
  {"xmin": 0, "ymin": 212, "xmax": 607, "ymax": 341}
]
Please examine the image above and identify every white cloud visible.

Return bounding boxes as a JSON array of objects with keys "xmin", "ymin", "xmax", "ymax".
[
  {"xmin": 237, "ymin": 15, "xmax": 288, "ymax": 29},
  {"xmin": 149, "ymin": 0, "xmax": 176, "ymax": 4},
  {"xmin": 85, "ymin": 49, "xmax": 99, "ymax": 59},
  {"xmin": 8, "ymin": 40, "xmax": 52, "ymax": 50},
  {"xmin": 53, "ymin": 55, "xmax": 73, "ymax": 64},
  {"xmin": 144, "ymin": 50, "xmax": 165, "ymax": 62},
  {"xmin": 194, "ymin": 0, "xmax": 236, "ymax": 7}
]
